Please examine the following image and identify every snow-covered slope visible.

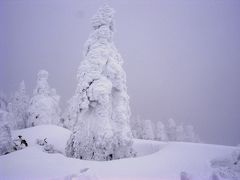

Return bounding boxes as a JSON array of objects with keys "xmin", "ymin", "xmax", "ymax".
[{"xmin": 0, "ymin": 125, "xmax": 237, "ymax": 180}]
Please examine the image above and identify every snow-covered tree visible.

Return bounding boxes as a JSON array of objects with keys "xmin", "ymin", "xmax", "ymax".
[
  {"xmin": 65, "ymin": 5, "xmax": 134, "ymax": 160},
  {"xmin": 166, "ymin": 118, "xmax": 177, "ymax": 141},
  {"xmin": 130, "ymin": 115, "xmax": 143, "ymax": 139},
  {"xmin": 176, "ymin": 125, "xmax": 186, "ymax": 142},
  {"xmin": 0, "ymin": 91, "xmax": 8, "ymax": 111},
  {"xmin": 27, "ymin": 70, "xmax": 61, "ymax": 127},
  {"xmin": 184, "ymin": 125, "xmax": 199, "ymax": 142},
  {"xmin": 5, "ymin": 103, "xmax": 17, "ymax": 130},
  {"xmin": 10, "ymin": 81, "xmax": 29, "ymax": 129},
  {"xmin": 142, "ymin": 119, "xmax": 154, "ymax": 140},
  {"xmin": 155, "ymin": 121, "xmax": 168, "ymax": 141},
  {"xmin": 0, "ymin": 113, "xmax": 14, "ymax": 155}
]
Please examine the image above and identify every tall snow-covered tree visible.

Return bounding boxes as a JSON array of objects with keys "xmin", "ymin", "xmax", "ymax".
[
  {"xmin": 142, "ymin": 120, "xmax": 154, "ymax": 140},
  {"xmin": 10, "ymin": 81, "xmax": 29, "ymax": 129},
  {"xmin": 155, "ymin": 121, "xmax": 168, "ymax": 141},
  {"xmin": 27, "ymin": 70, "xmax": 61, "ymax": 127},
  {"xmin": 166, "ymin": 118, "xmax": 177, "ymax": 141},
  {"xmin": 65, "ymin": 5, "xmax": 134, "ymax": 160}
]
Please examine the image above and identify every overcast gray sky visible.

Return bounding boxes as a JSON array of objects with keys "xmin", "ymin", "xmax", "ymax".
[{"xmin": 1, "ymin": 0, "xmax": 240, "ymax": 146}]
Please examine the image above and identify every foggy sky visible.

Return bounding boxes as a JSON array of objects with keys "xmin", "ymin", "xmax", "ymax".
[{"xmin": 1, "ymin": 0, "xmax": 240, "ymax": 146}]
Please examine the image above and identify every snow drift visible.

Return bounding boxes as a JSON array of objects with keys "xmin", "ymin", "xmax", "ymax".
[{"xmin": 0, "ymin": 125, "xmax": 238, "ymax": 180}]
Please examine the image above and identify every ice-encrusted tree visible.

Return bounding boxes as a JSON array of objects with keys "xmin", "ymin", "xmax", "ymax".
[
  {"xmin": 0, "ymin": 113, "xmax": 14, "ymax": 155},
  {"xmin": 65, "ymin": 5, "xmax": 134, "ymax": 160},
  {"xmin": 166, "ymin": 118, "xmax": 177, "ymax": 141},
  {"xmin": 10, "ymin": 81, "xmax": 29, "ymax": 129},
  {"xmin": 155, "ymin": 121, "xmax": 168, "ymax": 141},
  {"xmin": 142, "ymin": 120, "xmax": 154, "ymax": 140},
  {"xmin": 27, "ymin": 70, "xmax": 60, "ymax": 127}
]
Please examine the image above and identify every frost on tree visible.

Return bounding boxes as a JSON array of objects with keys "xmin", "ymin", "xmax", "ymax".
[
  {"xmin": 155, "ymin": 121, "xmax": 168, "ymax": 141},
  {"xmin": 10, "ymin": 81, "xmax": 29, "ymax": 129},
  {"xmin": 141, "ymin": 119, "xmax": 154, "ymax": 140},
  {"xmin": 27, "ymin": 70, "xmax": 61, "ymax": 127},
  {"xmin": 0, "ymin": 114, "xmax": 14, "ymax": 155},
  {"xmin": 65, "ymin": 5, "xmax": 134, "ymax": 160}
]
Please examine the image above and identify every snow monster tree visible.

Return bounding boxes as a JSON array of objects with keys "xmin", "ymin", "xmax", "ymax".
[
  {"xmin": 27, "ymin": 70, "xmax": 61, "ymax": 127},
  {"xmin": 65, "ymin": 5, "xmax": 135, "ymax": 160}
]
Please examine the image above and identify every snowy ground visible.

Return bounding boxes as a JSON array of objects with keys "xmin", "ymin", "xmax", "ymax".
[{"xmin": 0, "ymin": 125, "xmax": 237, "ymax": 180}]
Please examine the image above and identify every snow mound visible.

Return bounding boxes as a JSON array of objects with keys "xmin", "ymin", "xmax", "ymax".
[
  {"xmin": 0, "ymin": 125, "xmax": 238, "ymax": 180},
  {"xmin": 12, "ymin": 125, "xmax": 71, "ymax": 154}
]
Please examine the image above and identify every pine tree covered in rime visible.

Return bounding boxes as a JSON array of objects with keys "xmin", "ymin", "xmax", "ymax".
[
  {"xmin": 0, "ymin": 114, "xmax": 14, "ymax": 155},
  {"xmin": 176, "ymin": 125, "xmax": 186, "ymax": 142},
  {"xmin": 10, "ymin": 81, "xmax": 29, "ymax": 129},
  {"xmin": 141, "ymin": 120, "xmax": 154, "ymax": 140},
  {"xmin": 184, "ymin": 125, "xmax": 199, "ymax": 142},
  {"xmin": 166, "ymin": 118, "xmax": 177, "ymax": 141},
  {"xmin": 155, "ymin": 121, "xmax": 168, "ymax": 141},
  {"xmin": 0, "ymin": 91, "xmax": 8, "ymax": 111},
  {"xmin": 27, "ymin": 70, "xmax": 61, "ymax": 127},
  {"xmin": 65, "ymin": 5, "xmax": 134, "ymax": 160},
  {"xmin": 5, "ymin": 103, "xmax": 17, "ymax": 130},
  {"xmin": 130, "ymin": 116, "xmax": 143, "ymax": 139}
]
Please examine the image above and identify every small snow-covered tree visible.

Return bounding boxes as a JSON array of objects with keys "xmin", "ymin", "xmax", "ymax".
[
  {"xmin": 10, "ymin": 81, "xmax": 29, "ymax": 129},
  {"xmin": 27, "ymin": 70, "xmax": 60, "ymax": 127},
  {"xmin": 0, "ymin": 113, "xmax": 14, "ymax": 155},
  {"xmin": 65, "ymin": 5, "xmax": 134, "ymax": 160},
  {"xmin": 166, "ymin": 118, "xmax": 177, "ymax": 141},
  {"xmin": 176, "ymin": 125, "xmax": 186, "ymax": 142},
  {"xmin": 184, "ymin": 125, "xmax": 199, "ymax": 142},
  {"xmin": 5, "ymin": 103, "xmax": 17, "ymax": 130},
  {"xmin": 0, "ymin": 91, "xmax": 8, "ymax": 111},
  {"xmin": 130, "ymin": 115, "xmax": 143, "ymax": 139},
  {"xmin": 155, "ymin": 121, "xmax": 168, "ymax": 141},
  {"xmin": 142, "ymin": 119, "xmax": 154, "ymax": 140}
]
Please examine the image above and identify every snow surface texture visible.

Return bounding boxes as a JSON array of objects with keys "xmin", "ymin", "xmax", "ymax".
[
  {"xmin": 210, "ymin": 148, "xmax": 240, "ymax": 180},
  {"xmin": 64, "ymin": 5, "xmax": 134, "ymax": 161},
  {"xmin": 0, "ymin": 125, "xmax": 238, "ymax": 180},
  {"xmin": 27, "ymin": 70, "xmax": 61, "ymax": 127}
]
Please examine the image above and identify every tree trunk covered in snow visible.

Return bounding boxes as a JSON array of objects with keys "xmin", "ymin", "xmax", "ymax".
[{"xmin": 65, "ymin": 5, "xmax": 134, "ymax": 161}]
